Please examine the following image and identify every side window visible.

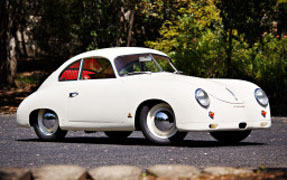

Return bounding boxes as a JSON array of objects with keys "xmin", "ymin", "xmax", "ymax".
[
  {"xmin": 81, "ymin": 57, "xmax": 115, "ymax": 80},
  {"xmin": 59, "ymin": 60, "xmax": 81, "ymax": 81}
]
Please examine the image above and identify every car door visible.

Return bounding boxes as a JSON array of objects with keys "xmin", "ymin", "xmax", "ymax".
[{"xmin": 65, "ymin": 57, "xmax": 128, "ymax": 123}]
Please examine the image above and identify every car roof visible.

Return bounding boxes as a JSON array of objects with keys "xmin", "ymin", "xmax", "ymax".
[
  {"xmin": 68, "ymin": 47, "xmax": 168, "ymax": 62},
  {"xmin": 54, "ymin": 47, "xmax": 169, "ymax": 78}
]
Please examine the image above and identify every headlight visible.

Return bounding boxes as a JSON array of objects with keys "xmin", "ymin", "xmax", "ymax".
[
  {"xmin": 195, "ymin": 88, "xmax": 210, "ymax": 108},
  {"xmin": 254, "ymin": 88, "xmax": 268, "ymax": 107}
]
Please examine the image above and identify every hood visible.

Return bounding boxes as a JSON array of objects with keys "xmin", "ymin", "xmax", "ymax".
[{"xmin": 132, "ymin": 72, "xmax": 244, "ymax": 104}]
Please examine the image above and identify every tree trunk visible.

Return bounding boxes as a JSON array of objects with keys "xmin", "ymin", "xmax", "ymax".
[
  {"xmin": 116, "ymin": 0, "xmax": 126, "ymax": 46},
  {"xmin": 0, "ymin": 0, "xmax": 17, "ymax": 85},
  {"xmin": 0, "ymin": 0, "xmax": 9, "ymax": 84},
  {"xmin": 20, "ymin": 29, "xmax": 28, "ymax": 57},
  {"xmin": 126, "ymin": 10, "xmax": 135, "ymax": 47},
  {"xmin": 226, "ymin": 28, "xmax": 233, "ymax": 77}
]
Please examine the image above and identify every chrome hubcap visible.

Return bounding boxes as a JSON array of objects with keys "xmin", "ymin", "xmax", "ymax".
[
  {"xmin": 154, "ymin": 111, "xmax": 174, "ymax": 132},
  {"xmin": 147, "ymin": 103, "xmax": 177, "ymax": 139},
  {"xmin": 38, "ymin": 110, "xmax": 58, "ymax": 135}
]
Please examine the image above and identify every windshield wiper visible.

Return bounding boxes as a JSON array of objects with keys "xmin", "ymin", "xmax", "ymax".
[
  {"xmin": 174, "ymin": 70, "xmax": 183, "ymax": 74},
  {"xmin": 126, "ymin": 71, "xmax": 152, "ymax": 76}
]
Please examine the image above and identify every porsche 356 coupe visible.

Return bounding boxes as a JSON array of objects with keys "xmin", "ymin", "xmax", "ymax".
[{"xmin": 17, "ymin": 47, "xmax": 271, "ymax": 144}]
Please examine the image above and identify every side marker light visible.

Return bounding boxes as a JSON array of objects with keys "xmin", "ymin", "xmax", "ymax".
[
  {"xmin": 209, "ymin": 111, "xmax": 215, "ymax": 119},
  {"xmin": 261, "ymin": 110, "xmax": 267, "ymax": 117}
]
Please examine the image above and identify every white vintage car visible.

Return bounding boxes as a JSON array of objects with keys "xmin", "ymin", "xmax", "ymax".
[{"xmin": 17, "ymin": 47, "xmax": 271, "ymax": 144}]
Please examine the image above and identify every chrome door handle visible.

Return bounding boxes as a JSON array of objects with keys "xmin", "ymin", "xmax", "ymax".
[{"xmin": 69, "ymin": 92, "xmax": 79, "ymax": 98}]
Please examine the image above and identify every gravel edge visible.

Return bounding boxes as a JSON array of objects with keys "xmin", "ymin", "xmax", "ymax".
[{"xmin": 1, "ymin": 165, "xmax": 287, "ymax": 180}]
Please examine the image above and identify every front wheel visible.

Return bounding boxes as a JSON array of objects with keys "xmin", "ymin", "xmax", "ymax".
[
  {"xmin": 210, "ymin": 130, "xmax": 251, "ymax": 144},
  {"xmin": 139, "ymin": 103, "xmax": 187, "ymax": 145},
  {"xmin": 33, "ymin": 109, "xmax": 67, "ymax": 141}
]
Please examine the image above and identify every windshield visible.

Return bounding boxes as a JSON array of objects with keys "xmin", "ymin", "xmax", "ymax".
[{"xmin": 114, "ymin": 54, "xmax": 178, "ymax": 76}]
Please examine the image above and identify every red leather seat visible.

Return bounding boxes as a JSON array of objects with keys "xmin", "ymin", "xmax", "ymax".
[{"xmin": 60, "ymin": 70, "xmax": 78, "ymax": 80}]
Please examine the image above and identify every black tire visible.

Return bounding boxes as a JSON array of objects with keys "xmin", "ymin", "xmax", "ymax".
[
  {"xmin": 104, "ymin": 131, "xmax": 132, "ymax": 140},
  {"xmin": 33, "ymin": 109, "xmax": 67, "ymax": 141},
  {"xmin": 210, "ymin": 130, "xmax": 251, "ymax": 144},
  {"xmin": 139, "ymin": 103, "xmax": 187, "ymax": 145}
]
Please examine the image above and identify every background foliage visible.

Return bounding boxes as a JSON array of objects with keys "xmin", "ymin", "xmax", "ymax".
[{"xmin": 0, "ymin": 0, "xmax": 286, "ymax": 115}]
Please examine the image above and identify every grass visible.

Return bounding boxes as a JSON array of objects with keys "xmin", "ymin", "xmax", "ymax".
[
  {"xmin": 15, "ymin": 71, "xmax": 49, "ymax": 87},
  {"xmin": 16, "ymin": 75, "xmax": 43, "ymax": 85}
]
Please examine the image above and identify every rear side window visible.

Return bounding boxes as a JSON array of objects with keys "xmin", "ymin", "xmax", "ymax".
[
  {"xmin": 80, "ymin": 57, "xmax": 115, "ymax": 80},
  {"xmin": 59, "ymin": 60, "xmax": 81, "ymax": 81}
]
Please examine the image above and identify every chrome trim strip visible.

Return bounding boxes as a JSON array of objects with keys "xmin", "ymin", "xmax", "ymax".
[
  {"xmin": 77, "ymin": 59, "xmax": 84, "ymax": 80},
  {"xmin": 226, "ymin": 87, "xmax": 238, "ymax": 101},
  {"xmin": 149, "ymin": 54, "xmax": 163, "ymax": 71}
]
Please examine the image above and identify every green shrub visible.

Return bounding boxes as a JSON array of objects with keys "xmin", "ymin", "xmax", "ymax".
[{"xmin": 146, "ymin": 0, "xmax": 287, "ymax": 115}]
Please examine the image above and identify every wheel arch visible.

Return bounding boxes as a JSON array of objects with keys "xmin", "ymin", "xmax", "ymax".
[
  {"xmin": 29, "ymin": 108, "xmax": 58, "ymax": 127},
  {"xmin": 134, "ymin": 99, "xmax": 174, "ymax": 130},
  {"xmin": 29, "ymin": 109, "xmax": 39, "ymax": 127}
]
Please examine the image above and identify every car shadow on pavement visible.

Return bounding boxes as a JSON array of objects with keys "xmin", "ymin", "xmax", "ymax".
[{"xmin": 16, "ymin": 136, "xmax": 265, "ymax": 148}]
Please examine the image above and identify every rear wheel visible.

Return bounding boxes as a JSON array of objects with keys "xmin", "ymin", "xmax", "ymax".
[
  {"xmin": 33, "ymin": 109, "xmax": 67, "ymax": 141},
  {"xmin": 139, "ymin": 103, "xmax": 187, "ymax": 145},
  {"xmin": 104, "ymin": 131, "xmax": 132, "ymax": 140},
  {"xmin": 210, "ymin": 130, "xmax": 251, "ymax": 144}
]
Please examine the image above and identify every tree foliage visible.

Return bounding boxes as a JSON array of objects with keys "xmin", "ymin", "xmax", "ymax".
[
  {"xmin": 31, "ymin": 0, "xmax": 191, "ymax": 57},
  {"xmin": 0, "ymin": 0, "xmax": 30, "ymax": 85},
  {"xmin": 216, "ymin": 0, "xmax": 277, "ymax": 45},
  {"xmin": 146, "ymin": 0, "xmax": 287, "ymax": 114},
  {"xmin": 146, "ymin": 0, "xmax": 227, "ymax": 77}
]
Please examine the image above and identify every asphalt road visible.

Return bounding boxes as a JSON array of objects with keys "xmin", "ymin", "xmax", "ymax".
[{"xmin": 0, "ymin": 115, "xmax": 287, "ymax": 169}]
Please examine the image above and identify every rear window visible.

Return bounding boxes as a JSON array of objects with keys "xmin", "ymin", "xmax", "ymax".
[{"xmin": 59, "ymin": 60, "xmax": 81, "ymax": 81}]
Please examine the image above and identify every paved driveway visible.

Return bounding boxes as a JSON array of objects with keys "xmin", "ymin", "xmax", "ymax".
[{"xmin": 0, "ymin": 115, "xmax": 287, "ymax": 168}]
